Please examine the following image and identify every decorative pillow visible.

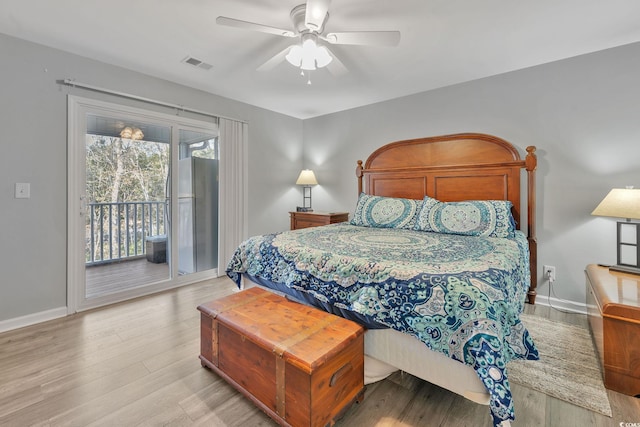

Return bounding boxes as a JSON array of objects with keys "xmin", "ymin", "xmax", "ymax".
[
  {"xmin": 414, "ymin": 196, "xmax": 516, "ymax": 238},
  {"xmin": 350, "ymin": 193, "xmax": 421, "ymax": 229}
]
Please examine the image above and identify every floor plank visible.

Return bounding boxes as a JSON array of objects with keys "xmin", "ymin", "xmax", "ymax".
[
  {"xmin": 0, "ymin": 277, "xmax": 638, "ymax": 427},
  {"xmin": 86, "ymin": 258, "xmax": 169, "ymax": 298}
]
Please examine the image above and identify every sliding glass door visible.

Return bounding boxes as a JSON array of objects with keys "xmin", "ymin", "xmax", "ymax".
[
  {"xmin": 84, "ymin": 114, "xmax": 171, "ymax": 298},
  {"xmin": 68, "ymin": 96, "xmax": 219, "ymax": 312}
]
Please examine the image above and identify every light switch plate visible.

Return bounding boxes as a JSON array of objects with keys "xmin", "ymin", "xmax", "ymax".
[{"xmin": 15, "ymin": 182, "xmax": 30, "ymax": 199}]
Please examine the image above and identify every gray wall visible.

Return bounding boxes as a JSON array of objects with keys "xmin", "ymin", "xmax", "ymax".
[
  {"xmin": 303, "ymin": 41, "xmax": 640, "ymax": 306},
  {"xmin": 3, "ymin": 30, "xmax": 639, "ymax": 323},
  {"xmin": 0, "ymin": 33, "xmax": 302, "ymax": 322}
]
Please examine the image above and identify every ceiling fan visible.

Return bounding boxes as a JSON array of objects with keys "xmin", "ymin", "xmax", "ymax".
[{"xmin": 216, "ymin": 0, "xmax": 401, "ymax": 79}]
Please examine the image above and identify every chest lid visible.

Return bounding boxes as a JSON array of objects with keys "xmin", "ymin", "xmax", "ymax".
[{"xmin": 198, "ymin": 287, "xmax": 364, "ymax": 372}]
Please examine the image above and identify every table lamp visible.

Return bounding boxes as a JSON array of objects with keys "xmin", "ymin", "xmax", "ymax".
[
  {"xmin": 296, "ymin": 169, "xmax": 318, "ymax": 212},
  {"xmin": 591, "ymin": 187, "xmax": 640, "ymax": 275}
]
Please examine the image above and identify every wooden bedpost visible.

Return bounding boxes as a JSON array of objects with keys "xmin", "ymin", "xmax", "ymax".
[
  {"xmin": 356, "ymin": 160, "xmax": 364, "ymax": 195},
  {"xmin": 525, "ymin": 146, "xmax": 537, "ymax": 304}
]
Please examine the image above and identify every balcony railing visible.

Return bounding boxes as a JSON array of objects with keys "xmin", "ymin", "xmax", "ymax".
[{"xmin": 86, "ymin": 201, "xmax": 167, "ymax": 265}]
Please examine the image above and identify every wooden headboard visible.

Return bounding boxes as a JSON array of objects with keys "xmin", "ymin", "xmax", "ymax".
[{"xmin": 355, "ymin": 133, "xmax": 538, "ymax": 304}]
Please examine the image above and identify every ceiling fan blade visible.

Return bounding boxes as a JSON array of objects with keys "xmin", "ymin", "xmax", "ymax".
[
  {"xmin": 305, "ymin": 0, "xmax": 331, "ymax": 31},
  {"xmin": 325, "ymin": 31, "xmax": 401, "ymax": 47},
  {"xmin": 256, "ymin": 47, "xmax": 291, "ymax": 72},
  {"xmin": 216, "ymin": 16, "xmax": 296, "ymax": 38},
  {"xmin": 325, "ymin": 47, "xmax": 347, "ymax": 76}
]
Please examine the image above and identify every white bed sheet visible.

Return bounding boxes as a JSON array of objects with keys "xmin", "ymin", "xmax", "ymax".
[{"xmin": 364, "ymin": 328, "xmax": 489, "ymax": 404}]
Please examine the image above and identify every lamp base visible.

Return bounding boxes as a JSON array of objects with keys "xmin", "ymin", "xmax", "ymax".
[
  {"xmin": 296, "ymin": 206, "xmax": 313, "ymax": 212},
  {"xmin": 608, "ymin": 264, "xmax": 640, "ymax": 276}
]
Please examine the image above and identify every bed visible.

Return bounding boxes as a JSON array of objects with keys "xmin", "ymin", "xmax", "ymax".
[{"xmin": 226, "ymin": 133, "xmax": 540, "ymax": 426}]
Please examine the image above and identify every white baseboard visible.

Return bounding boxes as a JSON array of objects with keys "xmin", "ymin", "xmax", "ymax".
[
  {"xmin": 0, "ymin": 295, "xmax": 585, "ymax": 334},
  {"xmin": 0, "ymin": 307, "xmax": 67, "ymax": 333},
  {"xmin": 534, "ymin": 295, "xmax": 587, "ymax": 315}
]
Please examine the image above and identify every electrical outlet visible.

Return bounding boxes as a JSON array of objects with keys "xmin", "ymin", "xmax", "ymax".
[{"xmin": 543, "ymin": 265, "xmax": 556, "ymax": 282}]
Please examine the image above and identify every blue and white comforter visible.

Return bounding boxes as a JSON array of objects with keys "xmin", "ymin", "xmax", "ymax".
[{"xmin": 226, "ymin": 223, "xmax": 539, "ymax": 426}]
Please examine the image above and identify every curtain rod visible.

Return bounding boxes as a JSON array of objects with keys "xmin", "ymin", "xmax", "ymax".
[{"xmin": 59, "ymin": 79, "xmax": 248, "ymax": 124}]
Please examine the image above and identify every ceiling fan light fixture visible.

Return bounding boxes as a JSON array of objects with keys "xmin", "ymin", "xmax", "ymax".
[
  {"xmin": 131, "ymin": 128, "xmax": 144, "ymax": 140},
  {"xmin": 300, "ymin": 55, "xmax": 317, "ymax": 71},
  {"xmin": 120, "ymin": 126, "xmax": 144, "ymax": 140},
  {"xmin": 315, "ymin": 45, "xmax": 332, "ymax": 68},
  {"xmin": 301, "ymin": 36, "xmax": 317, "ymax": 54},
  {"xmin": 286, "ymin": 34, "xmax": 332, "ymax": 71},
  {"xmin": 300, "ymin": 37, "xmax": 318, "ymax": 70},
  {"xmin": 120, "ymin": 126, "xmax": 133, "ymax": 139},
  {"xmin": 285, "ymin": 45, "xmax": 303, "ymax": 67}
]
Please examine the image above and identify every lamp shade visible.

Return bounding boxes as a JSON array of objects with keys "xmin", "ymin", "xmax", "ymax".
[
  {"xmin": 285, "ymin": 34, "xmax": 333, "ymax": 71},
  {"xmin": 285, "ymin": 45, "xmax": 303, "ymax": 67},
  {"xmin": 296, "ymin": 169, "xmax": 318, "ymax": 186},
  {"xmin": 314, "ymin": 46, "xmax": 333, "ymax": 68},
  {"xmin": 591, "ymin": 188, "xmax": 640, "ymax": 220}
]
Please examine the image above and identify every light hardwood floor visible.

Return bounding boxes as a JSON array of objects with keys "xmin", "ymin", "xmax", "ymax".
[
  {"xmin": 86, "ymin": 258, "xmax": 169, "ymax": 298},
  {"xmin": 1, "ymin": 277, "xmax": 638, "ymax": 427}
]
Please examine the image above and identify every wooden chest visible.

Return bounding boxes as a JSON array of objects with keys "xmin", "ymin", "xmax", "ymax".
[
  {"xmin": 197, "ymin": 287, "xmax": 365, "ymax": 427},
  {"xmin": 585, "ymin": 264, "xmax": 640, "ymax": 396}
]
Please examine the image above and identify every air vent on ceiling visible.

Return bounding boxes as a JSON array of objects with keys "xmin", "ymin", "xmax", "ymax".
[{"xmin": 182, "ymin": 56, "xmax": 213, "ymax": 71}]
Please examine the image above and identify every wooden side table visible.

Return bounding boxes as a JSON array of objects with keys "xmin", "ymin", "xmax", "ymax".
[
  {"xmin": 585, "ymin": 264, "xmax": 640, "ymax": 396},
  {"xmin": 289, "ymin": 211, "xmax": 349, "ymax": 230}
]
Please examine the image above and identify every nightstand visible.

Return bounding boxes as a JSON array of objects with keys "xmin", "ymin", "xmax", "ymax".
[
  {"xmin": 585, "ymin": 264, "xmax": 640, "ymax": 396},
  {"xmin": 289, "ymin": 211, "xmax": 349, "ymax": 230}
]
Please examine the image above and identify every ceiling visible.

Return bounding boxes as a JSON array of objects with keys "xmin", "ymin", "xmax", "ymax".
[{"xmin": 3, "ymin": 0, "xmax": 640, "ymax": 119}]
